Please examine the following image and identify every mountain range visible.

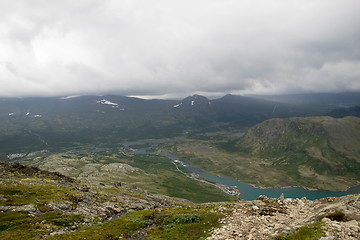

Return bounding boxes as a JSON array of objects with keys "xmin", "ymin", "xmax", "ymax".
[{"xmin": 1, "ymin": 92, "xmax": 360, "ymax": 157}]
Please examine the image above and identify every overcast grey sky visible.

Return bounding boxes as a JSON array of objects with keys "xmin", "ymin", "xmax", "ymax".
[{"xmin": 0, "ymin": 0, "xmax": 359, "ymax": 99}]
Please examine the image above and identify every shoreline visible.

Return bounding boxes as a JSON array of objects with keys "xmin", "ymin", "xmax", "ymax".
[
  {"xmin": 246, "ymin": 182, "xmax": 359, "ymax": 192},
  {"xmin": 194, "ymin": 170, "xmax": 358, "ymax": 193}
]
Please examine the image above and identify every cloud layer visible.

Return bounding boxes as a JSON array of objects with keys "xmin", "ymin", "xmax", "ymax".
[{"xmin": 1, "ymin": 0, "xmax": 359, "ymax": 98}]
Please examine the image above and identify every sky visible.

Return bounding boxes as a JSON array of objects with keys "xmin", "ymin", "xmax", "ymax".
[{"xmin": 0, "ymin": 0, "xmax": 360, "ymax": 99}]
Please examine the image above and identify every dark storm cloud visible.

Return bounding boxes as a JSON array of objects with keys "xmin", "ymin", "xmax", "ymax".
[{"xmin": 0, "ymin": 0, "xmax": 359, "ymax": 98}]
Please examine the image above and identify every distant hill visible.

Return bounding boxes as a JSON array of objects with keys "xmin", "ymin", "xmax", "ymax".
[
  {"xmin": 250, "ymin": 92, "xmax": 360, "ymax": 107},
  {"xmin": 236, "ymin": 116, "xmax": 360, "ymax": 190},
  {"xmin": 0, "ymin": 93, "xmax": 359, "ymax": 157},
  {"xmin": 328, "ymin": 106, "xmax": 360, "ymax": 118}
]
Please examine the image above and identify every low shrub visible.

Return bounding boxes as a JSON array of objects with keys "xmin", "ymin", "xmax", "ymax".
[
  {"xmin": 173, "ymin": 214, "xmax": 201, "ymax": 224},
  {"xmin": 274, "ymin": 222, "xmax": 324, "ymax": 240},
  {"xmin": 326, "ymin": 210, "xmax": 347, "ymax": 222}
]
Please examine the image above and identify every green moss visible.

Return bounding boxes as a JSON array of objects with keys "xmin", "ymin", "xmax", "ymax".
[
  {"xmin": 0, "ymin": 211, "xmax": 32, "ymax": 232},
  {"xmin": 172, "ymin": 213, "xmax": 201, "ymax": 224},
  {"xmin": 326, "ymin": 210, "xmax": 347, "ymax": 222},
  {"xmin": 39, "ymin": 211, "xmax": 84, "ymax": 227},
  {"xmin": 0, "ymin": 211, "xmax": 85, "ymax": 240},
  {"xmin": 48, "ymin": 206, "xmax": 223, "ymax": 240},
  {"xmin": 274, "ymin": 222, "xmax": 324, "ymax": 240},
  {"xmin": 0, "ymin": 180, "xmax": 82, "ymax": 206},
  {"xmin": 37, "ymin": 204, "xmax": 53, "ymax": 212}
]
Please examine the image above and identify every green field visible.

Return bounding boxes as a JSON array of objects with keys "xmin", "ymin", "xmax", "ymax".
[{"xmin": 47, "ymin": 206, "xmax": 225, "ymax": 240}]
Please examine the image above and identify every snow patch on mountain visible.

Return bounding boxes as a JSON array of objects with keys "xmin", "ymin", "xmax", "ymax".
[
  {"xmin": 97, "ymin": 99, "xmax": 118, "ymax": 106},
  {"xmin": 173, "ymin": 103, "xmax": 182, "ymax": 108},
  {"xmin": 60, "ymin": 95, "xmax": 80, "ymax": 99}
]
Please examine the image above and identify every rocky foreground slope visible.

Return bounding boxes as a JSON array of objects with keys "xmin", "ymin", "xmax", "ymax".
[
  {"xmin": 1, "ymin": 161, "xmax": 360, "ymax": 239},
  {"xmin": 207, "ymin": 194, "xmax": 360, "ymax": 239}
]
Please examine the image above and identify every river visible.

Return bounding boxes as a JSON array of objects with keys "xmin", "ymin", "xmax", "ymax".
[{"xmin": 121, "ymin": 142, "xmax": 360, "ymax": 201}]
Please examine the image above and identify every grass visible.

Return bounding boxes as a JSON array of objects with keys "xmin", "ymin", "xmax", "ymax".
[
  {"xmin": 0, "ymin": 167, "xmax": 88, "ymax": 240},
  {"xmin": 1, "ymin": 160, "xmax": 224, "ymax": 240},
  {"xmin": 48, "ymin": 206, "xmax": 224, "ymax": 240},
  {"xmin": 0, "ymin": 211, "xmax": 44, "ymax": 240},
  {"xmin": 274, "ymin": 222, "xmax": 325, "ymax": 240},
  {"xmin": 0, "ymin": 178, "xmax": 82, "ymax": 207},
  {"xmin": 122, "ymin": 154, "xmax": 234, "ymax": 202},
  {"xmin": 0, "ymin": 211, "xmax": 85, "ymax": 240}
]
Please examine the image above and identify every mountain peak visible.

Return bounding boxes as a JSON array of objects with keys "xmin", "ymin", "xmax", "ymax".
[
  {"xmin": 219, "ymin": 94, "xmax": 246, "ymax": 101},
  {"xmin": 173, "ymin": 95, "xmax": 211, "ymax": 108}
]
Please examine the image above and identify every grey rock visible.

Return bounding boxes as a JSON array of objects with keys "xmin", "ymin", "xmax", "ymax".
[
  {"xmin": 46, "ymin": 201, "xmax": 73, "ymax": 211},
  {"xmin": 0, "ymin": 204, "xmax": 37, "ymax": 213},
  {"xmin": 0, "ymin": 194, "xmax": 7, "ymax": 201},
  {"xmin": 252, "ymin": 205, "xmax": 259, "ymax": 211}
]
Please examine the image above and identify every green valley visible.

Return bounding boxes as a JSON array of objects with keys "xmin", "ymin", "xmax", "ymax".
[
  {"xmin": 153, "ymin": 116, "xmax": 360, "ymax": 191},
  {"xmin": 20, "ymin": 149, "xmax": 234, "ymax": 203},
  {"xmin": 1, "ymin": 93, "xmax": 360, "ymax": 239}
]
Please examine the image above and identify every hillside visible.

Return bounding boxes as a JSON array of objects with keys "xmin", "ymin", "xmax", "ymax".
[
  {"xmin": 19, "ymin": 148, "xmax": 234, "ymax": 203},
  {"xmin": 0, "ymin": 161, "xmax": 224, "ymax": 240},
  {"xmin": 251, "ymin": 92, "xmax": 360, "ymax": 107},
  {"xmin": 2, "ymin": 161, "xmax": 360, "ymax": 240},
  {"xmin": 152, "ymin": 116, "xmax": 360, "ymax": 191},
  {"xmin": 237, "ymin": 116, "xmax": 360, "ymax": 190}
]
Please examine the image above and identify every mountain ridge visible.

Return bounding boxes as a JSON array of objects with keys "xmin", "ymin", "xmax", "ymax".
[{"xmin": 0, "ymin": 93, "xmax": 326, "ymax": 156}]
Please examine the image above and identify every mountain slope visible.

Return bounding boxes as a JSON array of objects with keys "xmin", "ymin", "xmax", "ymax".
[
  {"xmin": 237, "ymin": 116, "xmax": 360, "ymax": 190},
  {"xmin": 0, "ymin": 161, "xmax": 225, "ymax": 240},
  {"xmin": 155, "ymin": 116, "xmax": 360, "ymax": 191},
  {"xmin": 2, "ymin": 162, "xmax": 360, "ymax": 240},
  {"xmin": 206, "ymin": 194, "xmax": 360, "ymax": 240},
  {"xmin": 250, "ymin": 92, "xmax": 360, "ymax": 107},
  {"xmin": 20, "ymin": 149, "xmax": 233, "ymax": 203}
]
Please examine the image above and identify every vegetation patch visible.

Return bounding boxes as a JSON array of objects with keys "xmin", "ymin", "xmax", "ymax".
[
  {"xmin": 0, "ymin": 211, "xmax": 85, "ymax": 240},
  {"xmin": 128, "ymin": 143, "xmax": 151, "ymax": 149},
  {"xmin": 48, "ymin": 206, "xmax": 223, "ymax": 240},
  {"xmin": 326, "ymin": 210, "xmax": 347, "ymax": 222},
  {"xmin": 274, "ymin": 222, "xmax": 324, "ymax": 240},
  {"xmin": 0, "ymin": 180, "xmax": 82, "ymax": 206}
]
